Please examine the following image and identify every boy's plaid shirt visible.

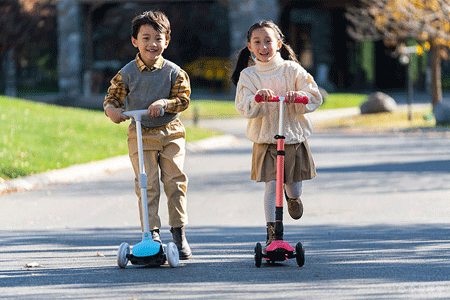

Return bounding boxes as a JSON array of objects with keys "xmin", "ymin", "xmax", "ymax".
[{"xmin": 104, "ymin": 54, "xmax": 190, "ymax": 113}]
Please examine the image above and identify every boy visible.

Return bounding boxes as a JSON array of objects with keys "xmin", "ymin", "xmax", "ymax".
[{"xmin": 103, "ymin": 10, "xmax": 191, "ymax": 259}]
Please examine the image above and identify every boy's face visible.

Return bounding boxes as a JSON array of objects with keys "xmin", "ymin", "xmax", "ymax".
[{"xmin": 132, "ymin": 24, "xmax": 169, "ymax": 67}]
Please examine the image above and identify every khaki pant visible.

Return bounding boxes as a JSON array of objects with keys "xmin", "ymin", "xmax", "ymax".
[{"xmin": 127, "ymin": 119, "xmax": 188, "ymax": 230}]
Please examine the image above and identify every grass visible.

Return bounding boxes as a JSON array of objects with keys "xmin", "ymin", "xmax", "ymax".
[
  {"xmin": 0, "ymin": 96, "xmax": 220, "ymax": 180},
  {"xmin": 184, "ymin": 100, "xmax": 240, "ymax": 119},
  {"xmin": 319, "ymin": 93, "xmax": 366, "ymax": 110}
]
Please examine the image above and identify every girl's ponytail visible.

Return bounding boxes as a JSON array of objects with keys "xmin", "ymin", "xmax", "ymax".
[
  {"xmin": 280, "ymin": 43, "xmax": 299, "ymax": 63},
  {"xmin": 231, "ymin": 47, "xmax": 253, "ymax": 86}
]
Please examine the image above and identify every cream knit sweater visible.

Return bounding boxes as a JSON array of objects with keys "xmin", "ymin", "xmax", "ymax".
[{"xmin": 235, "ymin": 53, "xmax": 322, "ymax": 144}]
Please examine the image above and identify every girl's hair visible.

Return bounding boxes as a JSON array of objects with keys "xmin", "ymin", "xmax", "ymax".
[
  {"xmin": 132, "ymin": 11, "xmax": 171, "ymax": 41},
  {"xmin": 231, "ymin": 20, "xmax": 298, "ymax": 86}
]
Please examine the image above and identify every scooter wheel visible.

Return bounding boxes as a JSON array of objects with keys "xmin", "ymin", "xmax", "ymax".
[
  {"xmin": 295, "ymin": 242, "xmax": 305, "ymax": 267},
  {"xmin": 166, "ymin": 242, "xmax": 179, "ymax": 268},
  {"xmin": 254, "ymin": 242, "xmax": 262, "ymax": 268},
  {"xmin": 117, "ymin": 242, "xmax": 130, "ymax": 268}
]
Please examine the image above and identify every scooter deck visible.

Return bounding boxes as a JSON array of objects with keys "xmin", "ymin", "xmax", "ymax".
[
  {"xmin": 263, "ymin": 240, "xmax": 296, "ymax": 262},
  {"xmin": 127, "ymin": 247, "xmax": 166, "ymax": 266}
]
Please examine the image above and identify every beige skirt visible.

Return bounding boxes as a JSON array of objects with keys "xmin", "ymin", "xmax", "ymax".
[{"xmin": 251, "ymin": 140, "xmax": 316, "ymax": 183}]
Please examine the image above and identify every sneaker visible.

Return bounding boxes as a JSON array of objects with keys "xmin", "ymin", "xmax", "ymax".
[
  {"xmin": 170, "ymin": 226, "xmax": 192, "ymax": 260},
  {"xmin": 285, "ymin": 192, "xmax": 303, "ymax": 220},
  {"xmin": 151, "ymin": 229, "xmax": 162, "ymax": 243}
]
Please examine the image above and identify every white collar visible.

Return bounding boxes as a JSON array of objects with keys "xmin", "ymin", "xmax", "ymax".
[{"xmin": 254, "ymin": 52, "xmax": 284, "ymax": 72}]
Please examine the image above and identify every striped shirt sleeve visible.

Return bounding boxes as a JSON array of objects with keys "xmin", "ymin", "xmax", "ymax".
[
  {"xmin": 166, "ymin": 69, "xmax": 190, "ymax": 113},
  {"xmin": 103, "ymin": 72, "xmax": 127, "ymax": 110}
]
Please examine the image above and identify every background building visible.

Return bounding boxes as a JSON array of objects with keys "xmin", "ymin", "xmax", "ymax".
[{"xmin": 2, "ymin": 0, "xmax": 445, "ymax": 103}]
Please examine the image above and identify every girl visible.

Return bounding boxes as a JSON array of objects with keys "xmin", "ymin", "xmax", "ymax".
[{"xmin": 232, "ymin": 20, "xmax": 322, "ymax": 250}]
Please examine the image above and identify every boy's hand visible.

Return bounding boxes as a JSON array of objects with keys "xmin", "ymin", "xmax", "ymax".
[
  {"xmin": 285, "ymin": 91, "xmax": 303, "ymax": 105},
  {"xmin": 105, "ymin": 107, "xmax": 129, "ymax": 124},
  {"xmin": 256, "ymin": 89, "xmax": 275, "ymax": 102},
  {"xmin": 147, "ymin": 99, "xmax": 167, "ymax": 117}
]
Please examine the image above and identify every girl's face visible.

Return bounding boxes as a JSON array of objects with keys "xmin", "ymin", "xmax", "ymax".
[
  {"xmin": 247, "ymin": 27, "xmax": 282, "ymax": 62},
  {"xmin": 132, "ymin": 24, "xmax": 169, "ymax": 67}
]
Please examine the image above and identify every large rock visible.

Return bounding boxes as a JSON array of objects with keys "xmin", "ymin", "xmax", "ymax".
[
  {"xmin": 433, "ymin": 101, "xmax": 450, "ymax": 125},
  {"xmin": 360, "ymin": 92, "xmax": 397, "ymax": 114}
]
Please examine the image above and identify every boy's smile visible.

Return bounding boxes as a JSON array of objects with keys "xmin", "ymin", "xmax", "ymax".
[
  {"xmin": 132, "ymin": 24, "xmax": 169, "ymax": 67},
  {"xmin": 247, "ymin": 27, "xmax": 282, "ymax": 62}
]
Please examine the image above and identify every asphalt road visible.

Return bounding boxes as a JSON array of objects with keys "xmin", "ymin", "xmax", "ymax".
[{"xmin": 1, "ymin": 111, "xmax": 450, "ymax": 299}]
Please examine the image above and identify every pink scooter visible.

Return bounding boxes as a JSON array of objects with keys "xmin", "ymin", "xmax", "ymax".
[{"xmin": 253, "ymin": 94, "xmax": 308, "ymax": 267}]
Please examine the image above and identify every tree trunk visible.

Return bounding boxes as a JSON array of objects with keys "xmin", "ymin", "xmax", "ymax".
[{"xmin": 430, "ymin": 44, "xmax": 442, "ymax": 107}]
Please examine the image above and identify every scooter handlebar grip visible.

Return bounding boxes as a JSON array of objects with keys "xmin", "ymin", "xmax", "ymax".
[
  {"xmin": 293, "ymin": 96, "xmax": 309, "ymax": 104},
  {"xmin": 254, "ymin": 94, "xmax": 265, "ymax": 103},
  {"xmin": 255, "ymin": 95, "xmax": 281, "ymax": 102},
  {"xmin": 254, "ymin": 95, "xmax": 309, "ymax": 104}
]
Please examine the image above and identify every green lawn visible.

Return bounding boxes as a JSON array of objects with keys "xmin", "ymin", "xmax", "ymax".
[
  {"xmin": 319, "ymin": 93, "xmax": 366, "ymax": 110},
  {"xmin": 0, "ymin": 96, "xmax": 219, "ymax": 180},
  {"xmin": 1, "ymin": 93, "xmax": 366, "ymax": 180}
]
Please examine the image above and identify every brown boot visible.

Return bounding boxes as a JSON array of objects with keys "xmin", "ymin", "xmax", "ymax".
[
  {"xmin": 170, "ymin": 226, "xmax": 192, "ymax": 260},
  {"xmin": 285, "ymin": 191, "xmax": 303, "ymax": 220},
  {"xmin": 265, "ymin": 222, "xmax": 276, "ymax": 250}
]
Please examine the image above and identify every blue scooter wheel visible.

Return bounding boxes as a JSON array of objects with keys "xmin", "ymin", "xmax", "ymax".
[
  {"xmin": 117, "ymin": 242, "xmax": 130, "ymax": 268},
  {"xmin": 166, "ymin": 242, "xmax": 179, "ymax": 268}
]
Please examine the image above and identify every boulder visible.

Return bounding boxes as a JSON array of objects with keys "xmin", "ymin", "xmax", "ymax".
[
  {"xmin": 433, "ymin": 101, "xmax": 450, "ymax": 125},
  {"xmin": 360, "ymin": 92, "xmax": 397, "ymax": 114}
]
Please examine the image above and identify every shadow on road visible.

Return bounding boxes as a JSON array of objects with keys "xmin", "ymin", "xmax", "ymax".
[
  {"xmin": 318, "ymin": 159, "xmax": 450, "ymax": 173},
  {"xmin": 2, "ymin": 224, "xmax": 449, "ymax": 296}
]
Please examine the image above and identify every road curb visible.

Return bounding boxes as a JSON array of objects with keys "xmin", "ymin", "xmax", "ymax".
[
  {"xmin": 0, "ymin": 155, "xmax": 131, "ymax": 194},
  {"xmin": 0, "ymin": 135, "xmax": 236, "ymax": 195}
]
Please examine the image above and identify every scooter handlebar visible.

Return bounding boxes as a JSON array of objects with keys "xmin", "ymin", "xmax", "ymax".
[
  {"xmin": 122, "ymin": 109, "xmax": 164, "ymax": 120},
  {"xmin": 254, "ymin": 94, "xmax": 309, "ymax": 104}
]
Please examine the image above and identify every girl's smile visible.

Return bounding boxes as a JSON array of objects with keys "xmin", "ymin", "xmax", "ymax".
[{"xmin": 247, "ymin": 27, "xmax": 282, "ymax": 62}]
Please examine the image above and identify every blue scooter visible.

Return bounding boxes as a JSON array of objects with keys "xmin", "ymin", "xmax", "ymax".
[{"xmin": 117, "ymin": 109, "xmax": 179, "ymax": 268}]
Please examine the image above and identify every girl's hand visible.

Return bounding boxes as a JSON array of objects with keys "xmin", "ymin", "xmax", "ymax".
[
  {"xmin": 147, "ymin": 99, "xmax": 167, "ymax": 117},
  {"xmin": 285, "ymin": 91, "xmax": 303, "ymax": 105},
  {"xmin": 256, "ymin": 89, "xmax": 275, "ymax": 102},
  {"xmin": 105, "ymin": 107, "xmax": 129, "ymax": 124}
]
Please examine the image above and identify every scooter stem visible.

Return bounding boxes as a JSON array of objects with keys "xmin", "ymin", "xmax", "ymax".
[
  {"xmin": 275, "ymin": 100, "xmax": 285, "ymax": 240},
  {"xmin": 135, "ymin": 118, "xmax": 151, "ymax": 237},
  {"xmin": 122, "ymin": 109, "xmax": 163, "ymax": 239}
]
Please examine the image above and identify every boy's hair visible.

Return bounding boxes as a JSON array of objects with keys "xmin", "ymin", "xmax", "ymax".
[
  {"xmin": 231, "ymin": 20, "xmax": 298, "ymax": 86},
  {"xmin": 132, "ymin": 10, "xmax": 171, "ymax": 41}
]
